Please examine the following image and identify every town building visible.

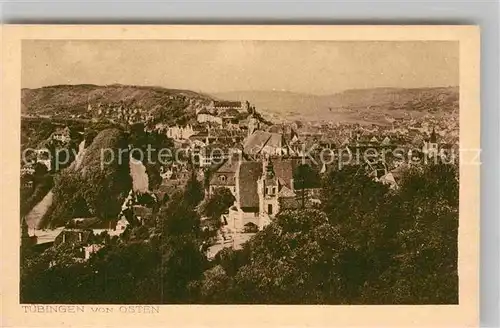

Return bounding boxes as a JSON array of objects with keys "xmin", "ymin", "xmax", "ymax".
[
  {"xmin": 422, "ymin": 128, "xmax": 439, "ymax": 157},
  {"xmin": 198, "ymin": 144, "xmax": 231, "ymax": 168},
  {"xmin": 197, "ymin": 109, "xmax": 223, "ymax": 125},
  {"xmin": 220, "ymin": 157, "xmax": 306, "ymax": 232},
  {"xmin": 213, "ymin": 100, "xmax": 247, "ymax": 113},
  {"xmin": 21, "ymin": 164, "xmax": 35, "ymax": 176},
  {"xmin": 35, "ymin": 149, "xmax": 51, "ymax": 171},
  {"xmin": 208, "ymin": 155, "xmax": 240, "ymax": 196},
  {"xmin": 243, "ymin": 130, "xmax": 293, "ymax": 157},
  {"xmin": 166, "ymin": 125, "xmax": 196, "ymax": 140},
  {"xmin": 256, "ymin": 159, "xmax": 297, "ymax": 228},
  {"xmin": 51, "ymin": 127, "xmax": 71, "ymax": 143}
]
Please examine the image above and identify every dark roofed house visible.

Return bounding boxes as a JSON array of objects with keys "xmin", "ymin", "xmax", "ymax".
[
  {"xmin": 272, "ymin": 158, "xmax": 297, "ymax": 190},
  {"xmin": 54, "ymin": 229, "xmax": 94, "ymax": 248},
  {"xmin": 132, "ymin": 205, "xmax": 154, "ymax": 224},
  {"xmin": 366, "ymin": 161, "xmax": 388, "ymax": 180},
  {"xmin": 238, "ymin": 161, "xmax": 262, "ymax": 212},
  {"xmin": 243, "ymin": 130, "xmax": 291, "ymax": 157},
  {"xmin": 66, "ymin": 217, "xmax": 117, "ymax": 230},
  {"xmin": 209, "ymin": 155, "xmax": 241, "ymax": 196}
]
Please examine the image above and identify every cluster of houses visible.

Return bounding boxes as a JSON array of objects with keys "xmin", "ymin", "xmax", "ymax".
[
  {"xmin": 21, "ymin": 95, "xmax": 459, "ymax": 262},
  {"xmin": 87, "ymin": 102, "xmax": 154, "ymax": 125},
  {"xmin": 202, "ymin": 118, "xmax": 454, "ymax": 233},
  {"xmin": 20, "ymin": 126, "xmax": 80, "ymax": 190},
  {"xmin": 208, "ymin": 155, "xmax": 317, "ymax": 233},
  {"xmin": 24, "ymin": 189, "xmax": 156, "ymax": 263}
]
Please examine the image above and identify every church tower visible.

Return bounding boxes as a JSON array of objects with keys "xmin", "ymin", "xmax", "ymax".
[
  {"xmin": 423, "ymin": 127, "xmax": 439, "ymax": 157},
  {"xmin": 247, "ymin": 107, "xmax": 260, "ymax": 138},
  {"xmin": 257, "ymin": 158, "xmax": 279, "ymax": 228}
]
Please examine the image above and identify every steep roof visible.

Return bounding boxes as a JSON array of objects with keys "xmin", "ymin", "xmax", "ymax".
[
  {"xmin": 214, "ymin": 156, "xmax": 240, "ymax": 173},
  {"xmin": 272, "ymin": 158, "xmax": 296, "ymax": 190},
  {"xmin": 430, "ymin": 128, "xmax": 438, "ymax": 143},
  {"xmin": 54, "ymin": 229, "xmax": 94, "ymax": 246},
  {"xmin": 278, "ymin": 185, "xmax": 296, "ymax": 197},
  {"xmin": 243, "ymin": 130, "xmax": 286, "ymax": 155},
  {"xmin": 380, "ymin": 172, "xmax": 398, "ymax": 188},
  {"xmin": 209, "ymin": 157, "xmax": 240, "ymax": 186},
  {"xmin": 238, "ymin": 161, "xmax": 262, "ymax": 209},
  {"xmin": 381, "ymin": 136, "xmax": 391, "ymax": 145}
]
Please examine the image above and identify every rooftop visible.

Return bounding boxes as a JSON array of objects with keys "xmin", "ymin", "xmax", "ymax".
[{"xmin": 238, "ymin": 161, "xmax": 262, "ymax": 209}]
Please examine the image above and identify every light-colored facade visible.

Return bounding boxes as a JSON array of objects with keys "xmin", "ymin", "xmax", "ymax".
[{"xmin": 166, "ymin": 125, "xmax": 196, "ymax": 140}]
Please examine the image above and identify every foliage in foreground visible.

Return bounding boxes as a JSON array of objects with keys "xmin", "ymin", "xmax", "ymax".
[{"xmin": 20, "ymin": 164, "xmax": 458, "ymax": 304}]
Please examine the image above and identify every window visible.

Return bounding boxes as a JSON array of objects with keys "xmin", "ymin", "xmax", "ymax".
[
  {"xmin": 268, "ymin": 204, "xmax": 273, "ymax": 215},
  {"xmin": 219, "ymin": 175, "xmax": 227, "ymax": 182}
]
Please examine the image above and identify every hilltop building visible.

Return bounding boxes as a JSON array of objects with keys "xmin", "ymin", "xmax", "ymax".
[
  {"xmin": 213, "ymin": 100, "xmax": 249, "ymax": 113},
  {"xmin": 197, "ymin": 109, "xmax": 223, "ymax": 125}
]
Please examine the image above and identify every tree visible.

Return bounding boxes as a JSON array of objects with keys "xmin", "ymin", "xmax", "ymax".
[
  {"xmin": 158, "ymin": 237, "xmax": 206, "ymax": 303},
  {"xmin": 214, "ymin": 247, "xmax": 250, "ymax": 277},
  {"xmin": 200, "ymin": 187, "xmax": 235, "ymax": 232},
  {"xmin": 320, "ymin": 165, "xmax": 389, "ymax": 226},
  {"xmin": 46, "ymin": 128, "xmax": 131, "ymax": 227},
  {"xmin": 198, "ymin": 265, "xmax": 229, "ymax": 303},
  {"xmin": 293, "ymin": 164, "xmax": 321, "ymax": 208},
  {"xmin": 158, "ymin": 192, "xmax": 200, "ymax": 237},
  {"xmin": 33, "ymin": 162, "xmax": 48, "ymax": 177},
  {"xmin": 84, "ymin": 129, "xmax": 98, "ymax": 145},
  {"xmin": 374, "ymin": 163, "xmax": 459, "ymax": 304},
  {"xmin": 184, "ymin": 172, "xmax": 204, "ymax": 207},
  {"xmin": 226, "ymin": 208, "xmax": 347, "ymax": 304}
]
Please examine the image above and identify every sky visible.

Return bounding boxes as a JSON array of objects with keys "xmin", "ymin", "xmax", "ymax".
[{"xmin": 22, "ymin": 40, "xmax": 459, "ymax": 95}]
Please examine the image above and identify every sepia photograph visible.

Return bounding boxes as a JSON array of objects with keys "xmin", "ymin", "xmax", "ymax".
[{"xmin": 2, "ymin": 25, "xmax": 480, "ymax": 328}]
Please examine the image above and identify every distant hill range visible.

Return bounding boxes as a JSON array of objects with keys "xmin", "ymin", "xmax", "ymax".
[
  {"xmin": 213, "ymin": 86, "xmax": 459, "ymax": 123},
  {"xmin": 21, "ymin": 84, "xmax": 214, "ymax": 125},
  {"xmin": 21, "ymin": 84, "xmax": 459, "ymax": 125}
]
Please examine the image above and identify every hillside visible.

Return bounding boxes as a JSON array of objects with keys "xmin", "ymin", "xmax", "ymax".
[
  {"xmin": 22, "ymin": 84, "xmax": 214, "ymax": 125},
  {"xmin": 213, "ymin": 86, "xmax": 459, "ymax": 123},
  {"xmin": 43, "ymin": 128, "xmax": 132, "ymax": 228}
]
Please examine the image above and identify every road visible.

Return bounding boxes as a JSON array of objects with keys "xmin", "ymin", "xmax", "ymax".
[
  {"xmin": 206, "ymin": 232, "xmax": 255, "ymax": 259},
  {"xmin": 25, "ymin": 190, "xmax": 53, "ymax": 229}
]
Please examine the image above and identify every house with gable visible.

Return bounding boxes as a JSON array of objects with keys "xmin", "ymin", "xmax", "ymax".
[
  {"xmin": 52, "ymin": 126, "xmax": 71, "ymax": 144},
  {"xmin": 227, "ymin": 160, "xmax": 262, "ymax": 232},
  {"xmin": 243, "ymin": 130, "xmax": 293, "ymax": 158},
  {"xmin": 208, "ymin": 154, "xmax": 240, "ymax": 196},
  {"xmin": 223, "ymin": 156, "xmax": 306, "ymax": 232}
]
